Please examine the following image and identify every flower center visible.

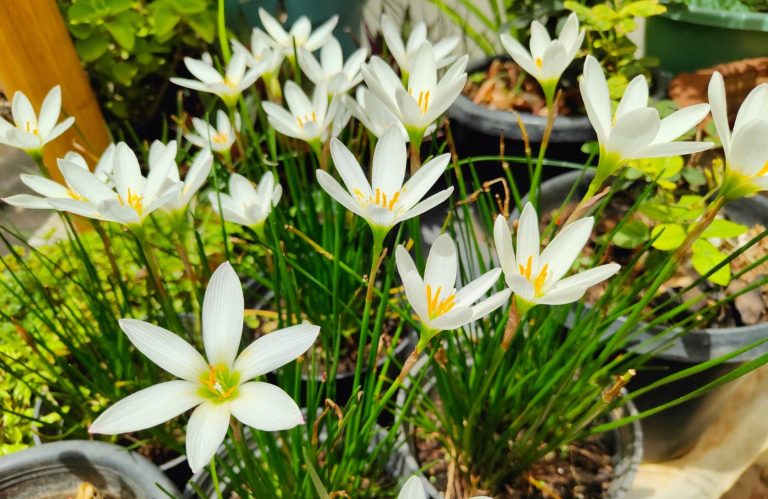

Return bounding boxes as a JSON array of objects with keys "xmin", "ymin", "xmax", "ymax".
[
  {"xmin": 223, "ymin": 77, "xmax": 238, "ymax": 89},
  {"xmin": 296, "ymin": 111, "xmax": 318, "ymax": 128},
  {"xmin": 354, "ymin": 187, "xmax": 403, "ymax": 212},
  {"xmin": 198, "ymin": 364, "xmax": 240, "ymax": 402},
  {"xmin": 408, "ymin": 88, "xmax": 430, "ymax": 114},
  {"xmin": 426, "ymin": 284, "xmax": 456, "ymax": 319},
  {"xmin": 518, "ymin": 255, "xmax": 548, "ymax": 297},
  {"xmin": 535, "ymin": 57, "xmax": 543, "ymax": 69},
  {"xmin": 25, "ymin": 121, "xmax": 39, "ymax": 135},
  {"xmin": 118, "ymin": 188, "xmax": 144, "ymax": 216},
  {"xmin": 212, "ymin": 132, "xmax": 229, "ymax": 145}
]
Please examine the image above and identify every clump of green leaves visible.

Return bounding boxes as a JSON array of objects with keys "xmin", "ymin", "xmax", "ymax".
[
  {"xmin": 565, "ymin": 0, "xmax": 666, "ymax": 99},
  {"xmin": 60, "ymin": 0, "xmax": 216, "ymax": 133},
  {"xmin": 609, "ymin": 156, "xmax": 749, "ymax": 286},
  {"xmin": 671, "ymin": 0, "xmax": 768, "ymax": 13}
]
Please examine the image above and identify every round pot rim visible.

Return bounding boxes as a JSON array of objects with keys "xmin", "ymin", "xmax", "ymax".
[
  {"xmin": 530, "ymin": 169, "xmax": 768, "ymax": 362},
  {"xmin": 448, "ymin": 56, "xmax": 595, "ymax": 143},
  {"xmin": 664, "ymin": 4, "xmax": 768, "ymax": 32},
  {"xmin": 0, "ymin": 439, "xmax": 180, "ymax": 497}
]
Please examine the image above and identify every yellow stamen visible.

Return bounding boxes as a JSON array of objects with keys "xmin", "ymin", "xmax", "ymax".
[
  {"xmin": 535, "ymin": 57, "xmax": 543, "ymax": 69},
  {"xmin": 756, "ymin": 160, "xmax": 768, "ymax": 178},
  {"xmin": 118, "ymin": 188, "xmax": 144, "ymax": 216},
  {"xmin": 426, "ymin": 284, "xmax": 456, "ymax": 319},
  {"xmin": 212, "ymin": 132, "xmax": 229, "ymax": 144},
  {"xmin": 296, "ymin": 112, "xmax": 318, "ymax": 129},
  {"xmin": 66, "ymin": 188, "xmax": 86, "ymax": 201},
  {"xmin": 25, "ymin": 121, "xmax": 39, "ymax": 135},
  {"xmin": 518, "ymin": 255, "xmax": 533, "ymax": 280},
  {"xmin": 533, "ymin": 263, "xmax": 548, "ymax": 297},
  {"xmin": 223, "ymin": 77, "xmax": 238, "ymax": 89},
  {"xmin": 387, "ymin": 191, "xmax": 400, "ymax": 211}
]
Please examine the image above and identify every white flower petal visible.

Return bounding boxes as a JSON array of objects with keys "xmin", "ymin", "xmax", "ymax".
[
  {"xmin": 330, "ymin": 138, "xmax": 372, "ymax": 198},
  {"xmin": 37, "ymin": 86, "xmax": 62, "ymax": 138},
  {"xmin": 470, "ymin": 288, "xmax": 512, "ymax": 321},
  {"xmin": 185, "ymin": 402, "xmax": 231, "ymax": 473},
  {"xmin": 493, "ymin": 215, "xmax": 517, "ymax": 278},
  {"xmin": 202, "ymin": 262, "xmax": 244, "ymax": 368},
  {"xmin": 234, "ymin": 324, "xmax": 320, "ymax": 381},
  {"xmin": 317, "ymin": 169, "xmax": 369, "ymax": 220},
  {"xmin": 398, "ymin": 476, "xmax": 426, "ymax": 499},
  {"xmin": 89, "ymin": 381, "xmax": 200, "ymax": 434},
  {"xmin": 424, "ymin": 233, "xmax": 457, "ymax": 292},
  {"xmin": 372, "ymin": 126, "xmax": 406, "ymax": 194},
  {"xmin": 538, "ymin": 217, "xmax": 594, "ymax": 285},
  {"xmin": 654, "ymin": 103, "xmax": 710, "ymax": 144},
  {"xmin": 230, "ymin": 382, "xmax": 304, "ymax": 430},
  {"xmin": 516, "ymin": 203, "xmax": 540, "ymax": 273},
  {"xmin": 455, "ymin": 268, "xmax": 502, "ymax": 306},
  {"xmin": 119, "ymin": 318, "xmax": 208, "ymax": 382},
  {"xmin": 615, "ymin": 75, "xmax": 649, "ymax": 120}
]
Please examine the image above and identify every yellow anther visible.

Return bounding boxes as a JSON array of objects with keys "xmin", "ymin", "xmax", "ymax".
[
  {"xmin": 426, "ymin": 284, "xmax": 456, "ymax": 319},
  {"xmin": 223, "ymin": 77, "xmax": 238, "ymax": 89},
  {"xmin": 518, "ymin": 255, "xmax": 533, "ymax": 280},
  {"xmin": 212, "ymin": 132, "xmax": 229, "ymax": 144},
  {"xmin": 533, "ymin": 263, "xmax": 549, "ymax": 297},
  {"xmin": 535, "ymin": 57, "xmax": 543, "ymax": 69},
  {"xmin": 25, "ymin": 121, "xmax": 39, "ymax": 135},
  {"xmin": 388, "ymin": 191, "xmax": 400, "ymax": 211},
  {"xmin": 119, "ymin": 188, "xmax": 144, "ymax": 216},
  {"xmin": 66, "ymin": 188, "xmax": 86, "ymax": 201},
  {"xmin": 757, "ymin": 160, "xmax": 768, "ymax": 178}
]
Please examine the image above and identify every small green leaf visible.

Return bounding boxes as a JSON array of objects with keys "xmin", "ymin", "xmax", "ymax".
[
  {"xmin": 612, "ymin": 219, "xmax": 650, "ymax": 249},
  {"xmin": 682, "ymin": 166, "xmax": 707, "ymax": 188},
  {"xmin": 187, "ymin": 13, "xmax": 216, "ymax": 43},
  {"xmin": 621, "ymin": 0, "xmax": 667, "ymax": 18},
  {"xmin": 651, "ymin": 223, "xmax": 686, "ymax": 251},
  {"xmin": 111, "ymin": 62, "xmax": 137, "ymax": 86},
  {"xmin": 76, "ymin": 33, "xmax": 110, "ymax": 62},
  {"xmin": 701, "ymin": 219, "xmax": 749, "ymax": 239},
  {"xmin": 106, "ymin": 18, "xmax": 135, "ymax": 51},
  {"xmin": 107, "ymin": 0, "xmax": 133, "ymax": 15},
  {"xmin": 691, "ymin": 239, "xmax": 731, "ymax": 286},
  {"xmin": 164, "ymin": 0, "xmax": 208, "ymax": 15},
  {"xmin": 152, "ymin": 5, "xmax": 181, "ymax": 37}
]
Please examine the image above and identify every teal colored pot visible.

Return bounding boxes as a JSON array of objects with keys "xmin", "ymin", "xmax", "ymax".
[
  {"xmin": 646, "ymin": 5, "xmax": 768, "ymax": 73},
  {"xmin": 225, "ymin": 0, "xmax": 365, "ymax": 55}
]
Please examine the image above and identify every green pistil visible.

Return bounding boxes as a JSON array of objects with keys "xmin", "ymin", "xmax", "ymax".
[{"xmin": 198, "ymin": 364, "xmax": 241, "ymax": 403}]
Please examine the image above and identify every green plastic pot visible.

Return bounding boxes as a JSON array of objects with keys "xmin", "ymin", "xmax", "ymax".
[{"xmin": 646, "ymin": 5, "xmax": 768, "ymax": 73}]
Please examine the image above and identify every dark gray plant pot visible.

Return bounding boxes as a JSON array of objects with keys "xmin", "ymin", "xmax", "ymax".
[
  {"xmin": 390, "ymin": 375, "xmax": 642, "ymax": 498},
  {"xmin": 0, "ymin": 440, "xmax": 180, "ymax": 498},
  {"xmin": 448, "ymin": 57, "xmax": 595, "ymax": 144},
  {"xmin": 533, "ymin": 169, "xmax": 768, "ymax": 460}
]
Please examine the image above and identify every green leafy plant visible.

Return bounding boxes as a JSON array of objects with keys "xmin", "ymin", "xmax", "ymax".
[
  {"xmin": 565, "ymin": 0, "xmax": 666, "ymax": 97},
  {"xmin": 60, "ymin": 0, "xmax": 216, "ymax": 133}
]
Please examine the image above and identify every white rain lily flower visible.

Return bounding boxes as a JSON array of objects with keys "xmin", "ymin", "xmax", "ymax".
[
  {"xmin": 2, "ymin": 144, "xmax": 116, "ymax": 210},
  {"xmin": 47, "ymin": 142, "xmax": 181, "ymax": 226},
  {"xmin": 298, "ymin": 37, "xmax": 367, "ymax": 96},
  {"xmin": 232, "ymin": 30, "xmax": 284, "ymax": 76},
  {"xmin": 381, "ymin": 15, "xmax": 459, "ymax": 79},
  {"xmin": 708, "ymin": 72, "xmax": 768, "ymax": 199},
  {"xmin": 343, "ymin": 86, "xmax": 410, "ymax": 140},
  {"xmin": 317, "ymin": 126, "xmax": 453, "ymax": 239},
  {"xmin": 262, "ymin": 81, "xmax": 340, "ymax": 146},
  {"xmin": 171, "ymin": 51, "xmax": 265, "ymax": 108},
  {"xmin": 185, "ymin": 110, "xmax": 241, "ymax": 153},
  {"xmin": 361, "ymin": 44, "xmax": 468, "ymax": 146},
  {"xmin": 258, "ymin": 8, "xmax": 338, "ymax": 57},
  {"xmin": 501, "ymin": 12, "xmax": 584, "ymax": 101},
  {"xmin": 0, "ymin": 86, "xmax": 75, "ymax": 155},
  {"xmin": 89, "ymin": 262, "xmax": 319, "ymax": 473},
  {"xmin": 494, "ymin": 203, "xmax": 620, "ymax": 308},
  {"xmin": 396, "ymin": 234, "xmax": 511, "ymax": 348},
  {"xmin": 580, "ymin": 56, "xmax": 712, "ymax": 192},
  {"xmin": 158, "ymin": 148, "xmax": 213, "ymax": 213},
  {"xmin": 398, "ymin": 476, "xmax": 491, "ymax": 499},
  {"xmin": 209, "ymin": 171, "xmax": 282, "ymax": 232}
]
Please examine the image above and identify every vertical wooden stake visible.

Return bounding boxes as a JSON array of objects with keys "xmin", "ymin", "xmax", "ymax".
[{"xmin": 0, "ymin": 0, "xmax": 110, "ymax": 181}]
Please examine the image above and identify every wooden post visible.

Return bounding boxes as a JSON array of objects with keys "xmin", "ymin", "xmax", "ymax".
[{"xmin": 0, "ymin": 0, "xmax": 110, "ymax": 181}]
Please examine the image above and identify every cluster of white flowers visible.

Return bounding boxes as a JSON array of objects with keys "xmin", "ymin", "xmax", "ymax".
[{"xmin": 4, "ymin": 9, "xmax": 766, "ymax": 495}]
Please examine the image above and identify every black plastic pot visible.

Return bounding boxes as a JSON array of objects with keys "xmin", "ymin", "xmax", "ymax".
[
  {"xmin": 390, "ymin": 375, "xmax": 643, "ymax": 498},
  {"xmin": 0, "ymin": 440, "xmax": 180, "ymax": 498},
  {"xmin": 535, "ymin": 169, "xmax": 768, "ymax": 461},
  {"xmin": 446, "ymin": 56, "xmax": 594, "ymax": 190}
]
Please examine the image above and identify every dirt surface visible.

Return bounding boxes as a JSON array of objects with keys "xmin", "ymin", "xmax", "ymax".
[
  {"xmin": 414, "ymin": 433, "xmax": 615, "ymax": 498},
  {"xmin": 463, "ymin": 59, "xmax": 582, "ymax": 117}
]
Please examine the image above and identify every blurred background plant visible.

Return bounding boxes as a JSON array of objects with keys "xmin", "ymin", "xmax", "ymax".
[{"xmin": 58, "ymin": 0, "xmax": 216, "ymax": 140}]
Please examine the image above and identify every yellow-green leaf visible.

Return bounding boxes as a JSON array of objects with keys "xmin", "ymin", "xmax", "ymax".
[
  {"xmin": 651, "ymin": 223, "xmax": 686, "ymax": 251},
  {"xmin": 701, "ymin": 219, "xmax": 749, "ymax": 239},
  {"xmin": 691, "ymin": 239, "xmax": 731, "ymax": 286}
]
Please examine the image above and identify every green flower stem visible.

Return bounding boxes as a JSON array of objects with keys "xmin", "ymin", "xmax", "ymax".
[
  {"xmin": 408, "ymin": 132, "xmax": 423, "ymax": 174},
  {"xmin": 529, "ymin": 86, "xmax": 558, "ymax": 210},
  {"xmin": 217, "ymin": 0, "xmax": 231, "ymax": 64},
  {"xmin": 210, "ymin": 455, "xmax": 224, "ymax": 499},
  {"xmin": 350, "ymin": 228, "xmax": 387, "ymax": 394}
]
